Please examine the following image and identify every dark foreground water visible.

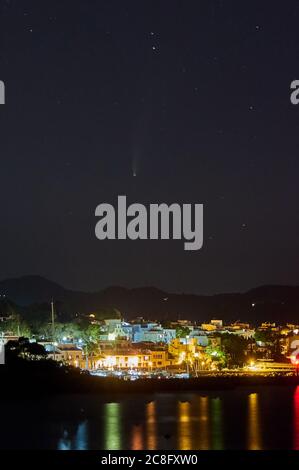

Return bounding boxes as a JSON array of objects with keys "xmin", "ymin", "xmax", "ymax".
[{"xmin": 2, "ymin": 386, "xmax": 299, "ymax": 450}]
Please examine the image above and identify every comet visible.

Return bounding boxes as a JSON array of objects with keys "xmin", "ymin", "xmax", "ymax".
[{"xmin": 132, "ymin": 157, "xmax": 138, "ymax": 177}]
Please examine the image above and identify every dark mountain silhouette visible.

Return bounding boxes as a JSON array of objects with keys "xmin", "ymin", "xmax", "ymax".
[
  {"xmin": 0, "ymin": 276, "xmax": 67, "ymax": 305},
  {"xmin": 0, "ymin": 296, "xmax": 19, "ymax": 318},
  {"xmin": 0, "ymin": 275, "xmax": 299, "ymax": 325}
]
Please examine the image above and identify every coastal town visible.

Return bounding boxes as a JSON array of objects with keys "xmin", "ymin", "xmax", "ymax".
[{"xmin": 1, "ymin": 295, "xmax": 299, "ymax": 377}]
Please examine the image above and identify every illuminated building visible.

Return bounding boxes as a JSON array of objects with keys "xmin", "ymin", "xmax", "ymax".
[
  {"xmin": 132, "ymin": 323, "xmax": 176, "ymax": 344},
  {"xmin": 99, "ymin": 319, "xmax": 130, "ymax": 341},
  {"xmin": 258, "ymin": 322, "xmax": 277, "ymax": 331},
  {"xmin": 47, "ymin": 343, "xmax": 84, "ymax": 368},
  {"xmin": 201, "ymin": 323, "xmax": 217, "ymax": 332},
  {"xmin": 210, "ymin": 319, "xmax": 223, "ymax": 328},
  {"xmin": 96, "ymin": 348, "xmax": 170, "ymax": 370},
  {"xmin": 168, "ymin": 338, "xmax": 208, "ymax": 370}
]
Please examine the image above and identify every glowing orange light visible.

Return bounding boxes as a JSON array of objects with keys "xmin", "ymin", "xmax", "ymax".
[{"xmin": 291, "ymin": 354, "xmax": 299, "ymax": 365}]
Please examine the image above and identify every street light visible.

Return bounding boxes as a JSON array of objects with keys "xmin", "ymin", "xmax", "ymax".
[{"xmin": 291, "ymin": 353, "xmax": 299, "ymax": 376}]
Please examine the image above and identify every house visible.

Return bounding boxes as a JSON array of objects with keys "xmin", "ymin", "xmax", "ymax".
[{"xmin": 46, "ymin": 343, "xmax": 84, "ymax": 368}]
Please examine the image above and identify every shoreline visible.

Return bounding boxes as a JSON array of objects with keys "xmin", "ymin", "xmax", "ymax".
[{"xmin": 2, "ymin": 368, "xmax": 299, "ymax": 398}]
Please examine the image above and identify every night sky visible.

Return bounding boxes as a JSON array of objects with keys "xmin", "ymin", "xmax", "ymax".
[{"xmin": 1, "ymin": 0, "xmax": 299, "ymax": 294}]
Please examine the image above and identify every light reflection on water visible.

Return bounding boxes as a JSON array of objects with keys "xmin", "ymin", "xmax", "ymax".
[
  {"xmin": 56, "ymin": 392, "xmax": 270, "ymax": 450},
  {"xmin": 2, "ymin": 388, "xmax": 299, "ymax": 449},
  {"xmin": 211, "ymin": 397, "xmax": 223, "ymax": 450},
  {"xmin": 54, "ymin": 390, "xmax": 299, "ymax": 450},
  {"xmin": 247, "ymin": 393, "xmax": 262, "ymax": 450},
  {"xmin": 198, "ymin": 396, "xmax": 209, "ymax": 450},
  {"xmin": 178, "ymin": 401, "xmax": 191, "ymax": 450},
  {"xmin": 146, "ymin": 401, "xmax": 157, "ymax": 450},
  {"xmin": 104, "ymin": 403, "xmax": 122, "ymax": 450},
  {"xmin": 294, "ymin": 386, "xmax": 299, "ymax": 450},
  {"xmin": 58, "ymin": 421, "xmax": 88, "ymax": 450}
]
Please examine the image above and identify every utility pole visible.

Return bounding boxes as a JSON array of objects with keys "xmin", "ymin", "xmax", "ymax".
[
  {"xmin": 186, "ymin": 335, "xmax": 189, "ymax": 376},
  {"xmin": 51, "ymin": 299, "xmax": 56, "ymax": 360}
]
